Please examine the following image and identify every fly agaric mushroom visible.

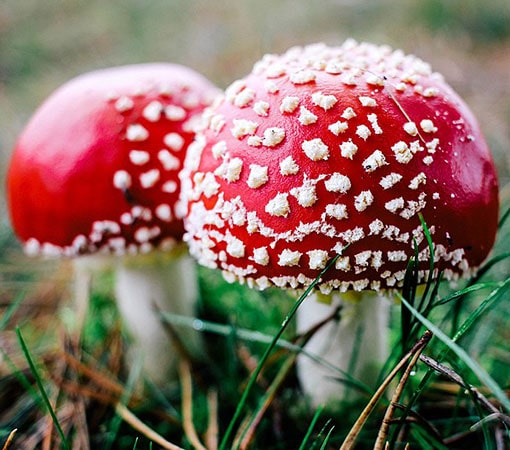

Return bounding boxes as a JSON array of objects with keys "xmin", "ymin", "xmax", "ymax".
[
  {"xmin": 7, "ymin": 63, "xmax": 220, "ymax": 384},
  {"xmin": 180, "ymin": 41, "xmax": 499, "ymax": 406}
]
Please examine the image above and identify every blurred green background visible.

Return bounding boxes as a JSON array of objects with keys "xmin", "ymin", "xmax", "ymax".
[{"xmin": 0, "ymin": 0, "xmax": 509, "ymax": 273}]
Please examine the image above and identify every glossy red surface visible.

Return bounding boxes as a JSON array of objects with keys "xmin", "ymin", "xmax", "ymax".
[
  {"xmin": 7, "ymin": 63, "xmax": 219, "ymax": 256},
  {"xmin": 182, "ymin": 42, "xmax": 499, "ymax": 291}
]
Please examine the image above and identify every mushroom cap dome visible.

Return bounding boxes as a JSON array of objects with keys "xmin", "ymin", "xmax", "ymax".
[
  {"xmin": 7, "ymin": 63, "xmax": 220, "ymax": 257},
  {"xmin": 181, "ymin": 41, "xmax": 499, "ymax": 293}
]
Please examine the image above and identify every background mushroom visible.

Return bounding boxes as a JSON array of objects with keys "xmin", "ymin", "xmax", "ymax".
[
  {"xmin": 180, "ymin": 41, "xmax": 499, "ymax": 406},
  {"xmin": 6, "ymin": 63, "xmax": 220, "ymax": 384}
]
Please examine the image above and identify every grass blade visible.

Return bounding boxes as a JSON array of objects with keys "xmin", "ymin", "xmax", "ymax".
[
  {"xmin": 398, "ymin": 294, "xmax": 510, "ymax": 413},
  {"xmin": 0, "ymin": 291, "xmax": 25, "ymax": 332},
  {"xmin": 298, "ymin": 405, "xmax": 324, "ymax": 450},
  {"xmin": 15, "ymin": 327, "xmax": 70, "ymax": 450},
  {"xmin": 219, "ymin": 256, "xmax": 339, "ymax": 450}
]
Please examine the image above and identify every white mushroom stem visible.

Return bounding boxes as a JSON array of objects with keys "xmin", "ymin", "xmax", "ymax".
[
  {"xmin": 296, "ymin": 291, "xmax": 391, "ymax": 407},
  {"xmin": 71, "ymin": 255, "xmax": 111, "ymax": 340},
  {"xmin": 114, "ymin": 249, "xmax": 202, "ymax": 386}
]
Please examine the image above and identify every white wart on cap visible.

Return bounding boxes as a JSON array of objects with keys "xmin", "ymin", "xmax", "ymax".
[
  {"xmin": 181, "ymin": 41, "xmax": 499, "ymax": 293},
  {"xmin": 7, "ymin": 64, "xmax": 220, "ymax": 258}
]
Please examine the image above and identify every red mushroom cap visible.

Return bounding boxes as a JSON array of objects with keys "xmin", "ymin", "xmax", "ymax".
[
  {"xmin": 181, "ymin": 41, "xmax": 499, "ymax": 293},
  {"xmin": 7, "ymin": 63, "xmax": 220, "ymax": 257}
]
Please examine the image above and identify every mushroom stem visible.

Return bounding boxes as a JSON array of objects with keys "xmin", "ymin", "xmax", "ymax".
[
  {"xmin": 114, "ymin": 249, "xmax": 202, "ymax": 386},
  {"xmin": 296, "ymin": 291, "xmax": 391, "ymax": 407}
]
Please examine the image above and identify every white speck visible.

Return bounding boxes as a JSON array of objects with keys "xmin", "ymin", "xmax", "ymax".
[
  {"xmin": 129, "ymin": 150, "xmax": 150, "ymax": 165},
  {"xmin": 420, "ymin": 119, "xmax": 438, "ymax": 133},
  {"xmin": 341, "ymin": 107, "xmax": 357, "ymax": 120},
  {"xmin": 164, "ymin": 132, "xmax": 185, "ymax": 151},
  {"xmin": 367, "ymin": 113, "xmax": 383, "ymax": 134},
  {"xmin": 253, "ymin": 100, "xmax": 270, "ymax": 116},
  {"xmin": 24, "ymin": 238, "xmax": 41, "ymax": 256},
  {"xmin": 225, "ymin": 80, "xmax": 246, "ymax": 102},
  {"xmin": 328, "ymin": 121, "xmax": 348, "ymax": 135},
  {"xmin": 133, "ymin": 227, "xmax": 150, "ymax": 243},
  {"xmin": 114, "ymin": 96, "xmax": 134, "ymax": 112},
  {"xmin": 211, "ymin": 141, "xmax": 228, "ymax": 159},
  {"xmin": 341, "ymin": 74, "xmax": 357, "ymax": 86},
  {"xmin": 355, "ymin": 250, "xmax": 372, "ymax": 266},
  {"xmin": 120, "ymin": 212, "xmax": 133, "ymax": 225},
  {"xmin": 278, "ymin": 249, "xmax": 302, "ymax": 266},
  {"xmin": 403, "ymin": 122, "xmax": 418, "ymax": 136},
  {"xmin": 290, "ymin": 183, "xmax": 317, "ymax": 207},
  {"xmin": 325, "ymin": 60, "xmax": 343, "ymax": 74},
  {"xmin": 371, "ymin": 251, "xmax": 383, "ymax": 269},
  {"xmin": 265, "ymin": 193, "xmax": 290, "ymax": 217},
  {"xmin": 162, "ymin": 180, "xmax": 178, "ymax": 193},
  {"xmin": 247, "ymin": 136, "xmax": 263, "ymax": 147},
  {"xmin": 280, "ymin": 96, "xmax": 300, "ymax": 113},
  {"xmin": 113, "ymin": 170, "xmax": 132, "ymax": 189},
  {"xmin": 266, "ymin": 64, "xmax": 286, "ymax": 78},
  {"xmin": 226, "ymin": 237, "xmax": 245, "ymax": 258},
  {"xmin": 302, "ymin": 138, "xmax": 329, "ymax": 161},
  {"xmin": 365, "ymin": 74, "xmax": 385, "ymax": 86},
  {"xmin": 290, "ymin": 69, "xmax": 316, "ymax": 84},
  {"xmin": 363, "ymin": 150, "xmax": 387, "ymax": 172},
  {"xmin": 410, "ymin": 140, "xmax": 424, "ymax": 154},
  {"xmin": 335, "ymin": 256, "xmax": 351, "ymax": 272},
  {"xmin": 380, "ymin": 172, "xmax": 403, "ymax": 189},
  {"xmin": 388, "ymin": 250, "xmax": 407, "ymax": 262},
  {"xmin": 155, "ymin": 204, "xmax": 172, "ymax": 222},
  {"xmin": 247, "ymin": 164, "xmax": 269, "ymax": 188},
  {"xmin": 264, "ymin": 80, "xmax": 279, "ymax": 94},
  {"xmin": 340, "ymin": 139, "xmax": 358, "ymax": 159},
  {"xmin": 280, "ymin": 156, "xmax": 300, "ymax": 175},
  {"xmin": 369, "ymin": 219, "xmax": 384, "ymax": 235},
  {"xmin": 253, "ymin": 247, "xmax": 269, "ymax": 265},
  {"xmin": 217, "ymin": 157, "xmax": 243, "ymax": 182},
  {"xmin": 423, "ymin": 87, "xmax": 439, "ymax": 97},
  {"xmin": 358, "ymin": 96, "xmax": 377, "ymax": 107},
  {"xmin": 308, "ymin": 250, "xmax": 329, "ymax": 270},
  {"xmin": 426, "ymin": 138, "xmax": 439, "ymax": 153},
  {"xmin": 140, "ymin": 169, "xmax": 160, "ymax": 188},
  {"xmin": 311, "ymin": 92, "xmax": 337, "ymax": 110},
  {"xmin": 325, "ymin": 204, "xmax": 348, "ymax": 220},
  {"xmin": 142, "ymin": 101, "xmax": 163, "ymax": 122},
  {"xmin": 409, "ymin": 172, "xmax": 427, "ymax": 189},
  {"xmin": 356, "ymin": 124, "xmax": 371, "ymax": 140},
  {"xmin": 298, "ymin": 106, "xmax": 318, "ymax": 125},
  {"xmin": 353, "ymin": 279, "xmax": 370, "ymax": 291},
  {"xmin": 432, "ymin": 192, "xmax": 440, "ymax": 200},
  {"xmin": 234, "ymin": 88, "xmax": 255, "ymax": 107},
  {"xmin": 195, "ymin": 172, "xmax": 220, "ymax": 198},
  {"xmin": 158, "ymin": 149, "xmax": 180, "ymax": 171},
  {"xmin": 385, "ymin": 197, "xmax": 405, "ymax": 213},
  {"xmin": 126, "ymin": 124, "xmax": 149, "ymax": 142},
  {"xmin": 231, "ymin": 119, "xmax": 259, "ymax": 138},
  {"xmin": 382, "ymin": 225, "xmax": 402, "ymax": 241},
  {"xmin": 423, "ymin": 155, "xmax": 434, "ymax": 165},
  {"xmin": 165, "ymin": 105, "xmax": 187, "ymax": 121},
  {"xmin": 324, "ymin": 173, "xmax": 351, "ymax": 193},
  {"xmin": 392, "ymin": 141, "xmax": 413, "ymax": 164},
  {"xmin": 262, "ymin": 127, "xmax": 286, "ymax": 146},
  {"xmin": 209, "ymin": 114, "xmax": 226, "ymax": 133},
  {"xmin": 354, "ymin": 190, "xmax": 374, "ymax": 211}
]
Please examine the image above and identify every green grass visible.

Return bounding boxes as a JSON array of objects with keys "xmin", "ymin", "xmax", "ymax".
[{"xmin": 1, "ymin": 213, "xmax": 509, "ymax": 448}]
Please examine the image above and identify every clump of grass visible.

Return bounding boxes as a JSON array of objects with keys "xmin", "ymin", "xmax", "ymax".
[{"xmin": 0, "ymin": 207, "xmax": 509, "ymax": 448}]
